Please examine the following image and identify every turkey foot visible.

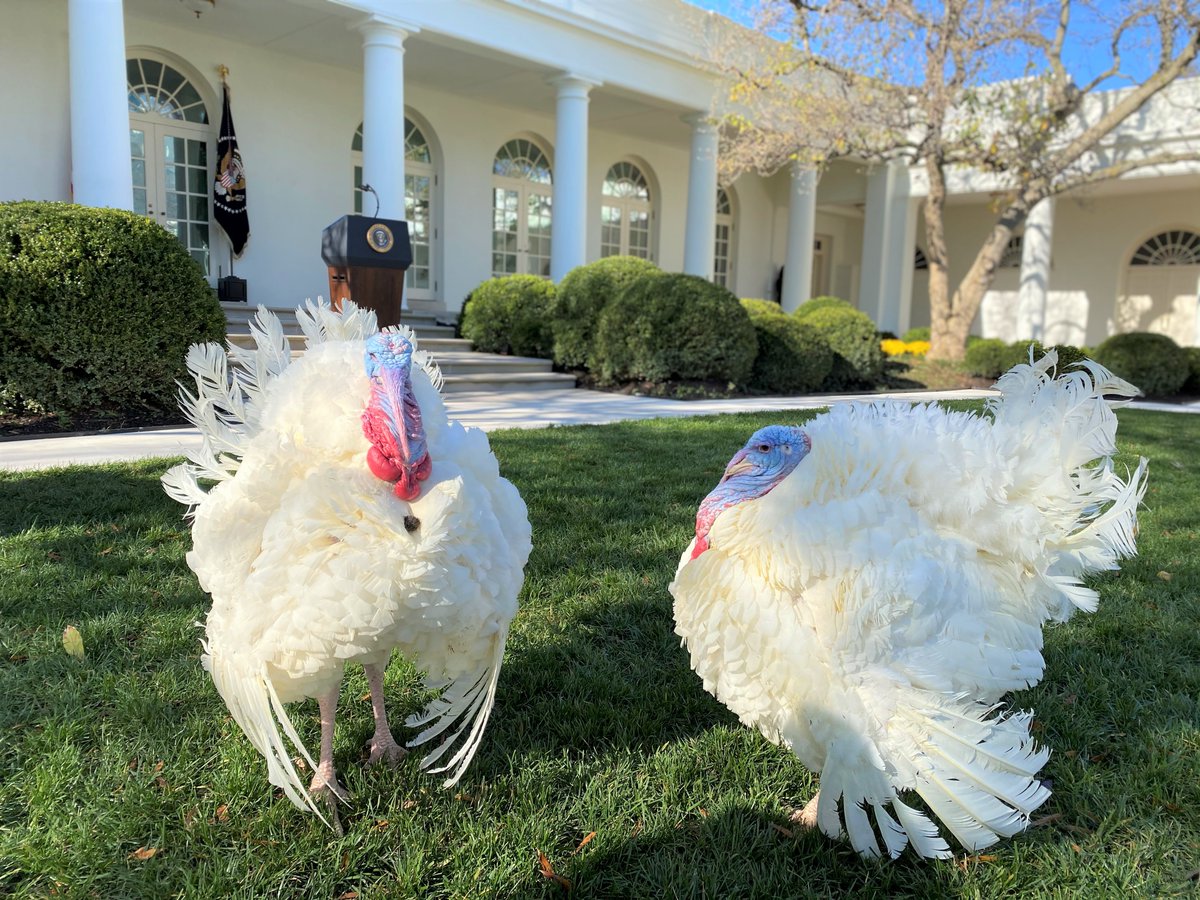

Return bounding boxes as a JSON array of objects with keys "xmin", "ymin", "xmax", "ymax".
[
  {"xmin": 364, "ymin": 662, "xmax": 408, "ymax": 767},
  {"xmin": 789, "ymin": 792, "xmax": 821, "ymax": 829}
]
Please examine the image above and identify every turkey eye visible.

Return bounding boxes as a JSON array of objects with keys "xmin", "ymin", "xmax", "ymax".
[{"xmin": 757, "ymin": 444, "xmax": 771, "ymax": 453}]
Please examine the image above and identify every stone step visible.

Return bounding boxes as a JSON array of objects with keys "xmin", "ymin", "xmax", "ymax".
[
  {"xmin": 221, "ymin": 304, "xmax": 457, "ymax": 338},
  {"xmin": 224, "ymin": 330, "xmax": 465, "ymax": 351},
  {"xmin": 433, "ymin": 353, "xmax": 553, "ymax": 376},
  {"xmin": 440, "ymin": 371, "xmax": 577, "ymax": 393}
]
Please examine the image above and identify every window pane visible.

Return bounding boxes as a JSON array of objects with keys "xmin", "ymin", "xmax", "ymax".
[
  {"xmin": 189, "ymin": 167, "xmax": 207, "ymax": 193},
  {"xmin": 190, "ymin": 196, "xmax": 208, "ymax": 220},
  {"xmin": 133, "ymin": 187, "xmax": 147, "ymax": 216},
  {"xmin": 131, "ymin": 158, "xmax": 146, "ymax": 188},
  {"xmin": 141, "ymin": 60, "xmax": 163, "ymax": 89}
]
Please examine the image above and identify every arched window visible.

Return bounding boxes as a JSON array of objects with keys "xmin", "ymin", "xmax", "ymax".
[
  {"xmin": 713, "ymin": 187, "xmax": 734, "ymax": 287},
  {"xmin": 1118, "ymin": 228, "xmax": 1200, "ymax": 346},
  {"xmin": 127, "ymin": 56, "xmax": 212, "ymax": 272},
  {"xmin": 352, "ymin": 118, "xmax": 438, "ymax": 299},
  {"xmin": 1131, "ymin": 230, "xmax": 1200, "ymax": 266},
  {"xmin": 491, "ymin": 138, "xmax": 553, "ymax": 278},
  {"xmin": 600, "ymin": 161, "xmax": 652, "ymax": 260}
]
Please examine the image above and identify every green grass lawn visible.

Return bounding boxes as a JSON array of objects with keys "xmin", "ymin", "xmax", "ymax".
[{"xmin": 1, "ymin": 408, "xmax": 1198, "ymax": 898}]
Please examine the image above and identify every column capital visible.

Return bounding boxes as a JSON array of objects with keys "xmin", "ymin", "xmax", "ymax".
[
  {"xmin": 682, "ymin": 111, "xmax": 719, "ymax": 133},
  {"xmin": 547, "ymin": 72, "xmax": 602, "ymax": 96},
  {"xmin": 354, "ymin": 13, "xmax": 420, "ymax": 46}
]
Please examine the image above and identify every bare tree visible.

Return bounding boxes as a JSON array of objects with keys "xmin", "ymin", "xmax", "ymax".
[{"xmin": 715, "ymin": 0, "xmax": 1200, "ymax": 359}]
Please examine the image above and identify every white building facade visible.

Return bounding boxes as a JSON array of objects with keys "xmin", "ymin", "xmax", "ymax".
[{"xmin": 3, "ymin": 0, "xmax": 1199, "ymax": 347}]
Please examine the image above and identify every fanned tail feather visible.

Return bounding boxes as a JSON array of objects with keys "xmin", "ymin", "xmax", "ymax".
[
  {"xmin": 816, "ymin": 694, "xmax": 1050, "ymax": 859},
  {"xmin": 296, "ymin": 297, "xmax": 378, "ymax": 347},
  {"xmin": 986, "ymin": 349, "xmax": 1148, "ymax": 619},
  {"xmin": 201, "ymin": 635, "xmax": 327, "ymax": 824},
  {"xmin": 405, "ymin": 629, "xmax": 508, "ymax": 787},
  {"xmin": 227, "ymin": 306, "xmax": 293, "ymax": 427}
]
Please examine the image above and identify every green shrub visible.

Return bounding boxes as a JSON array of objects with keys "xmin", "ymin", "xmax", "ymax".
[
  {"xmin": 0, "ymin": 201, "xmax": 225, "ymax": 416},
  {"xmin": 795, "ymin": 295, "xmax": 853, "ymax": 319},
  {"xmin": 1046, "ymin": 343, "xmax": 1090, "ymax": 373},
  {"xmin": 1093, "ymin": 332, "xmax": 1189, "ymax": 397},
  {"xmin": 740, "ymin": 299, "xmax": 832, "ymax": 393},
  {"xmin": 902, "ymin": 326, "xmax": 931, "ymax": 342},
  {"xmin": 550, "ymin": 256, "xmax": 661, "ymax": 369},
  {"xmin": 460, "ymin": 275, "xmax": 556, "ymax": 358},
  {"xmin": 740, "ymin": 297, "xmax": 785, "ymax": 318},
  {"xmin": 1184, "ymin": 347, "xmax": 1200, "ymax": 394},
  {"xmin": 796, "ymin": 305, "xmax": 884, "ymax": 390},
  {"xmin": 963, "ymin": 339, "xmax": 1041, "ymax": 379},
  {"xmin": 593, "ymin": 273, "xmax": 757, "ymax": 385}
]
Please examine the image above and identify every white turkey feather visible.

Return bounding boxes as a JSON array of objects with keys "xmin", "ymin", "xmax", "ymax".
[
  {"xmin": 671, "ymin": 352, "xmax": 1146, "ymax": 859},
  {"xmin": 164, "ymin": 299, "xmax": 530, "ymax": 817}
]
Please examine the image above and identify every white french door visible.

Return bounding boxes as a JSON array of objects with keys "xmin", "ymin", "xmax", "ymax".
[
  {"xmin": 131, "ymin": 122, "xmax": 213, "ymax": 273},
  {"xmin": 492, "ymin": 180, "xmax": 552, "ymax": 278}
]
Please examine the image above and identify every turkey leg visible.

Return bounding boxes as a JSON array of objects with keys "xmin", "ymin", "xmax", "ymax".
[
  {"xmin": 309, "ymin": 684, "xmax": 348, "ymax": 833},
  {"xmin": 364, "ymin": 662, "xmax": 407, "ymax": 766}
]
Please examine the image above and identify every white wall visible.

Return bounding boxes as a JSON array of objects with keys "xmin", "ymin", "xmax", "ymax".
[{"xmin": 0, "ymin": 0, "xmax": 71, "ymax": 203}]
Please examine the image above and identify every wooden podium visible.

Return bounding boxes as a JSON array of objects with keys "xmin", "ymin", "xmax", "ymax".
[{"xmin": 321, "ymin": 215, "xmax": 412, "ymax": 327}]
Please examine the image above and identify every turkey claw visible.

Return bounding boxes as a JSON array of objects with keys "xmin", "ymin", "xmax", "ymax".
[
  {"xmin": 309, "ymin": 776, "xmax": 349, "ymax": 836},
  {"xmin": 789, "ymin": 792, "xmax": 821, "ymax": 830},
  {"xmin": 367, "ymin": 733, "xmax": 408, "ymax": 767}
]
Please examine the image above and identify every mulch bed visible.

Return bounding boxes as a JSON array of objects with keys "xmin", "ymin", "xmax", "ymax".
[{"xmin": 0, "ymin": 410, "xmax": 188, "ymax": 439}]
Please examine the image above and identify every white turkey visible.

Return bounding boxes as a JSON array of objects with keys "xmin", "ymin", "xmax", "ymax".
[
  {"xmin": 670, "ymin": 351, "xmax": 1147, "ymax": 859},
  {"xmin": 162, "ymin": 299, "xmax": 530, "ymax": 827}
]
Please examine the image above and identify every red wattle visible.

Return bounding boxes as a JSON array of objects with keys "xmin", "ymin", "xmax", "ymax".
[
  {"xmin": 367, "ymin": 446, "xmax": 404, "ymax": 482},
  {"xmin": 393, "ymin": 469, "xmax": 421, "ymax": 501}
]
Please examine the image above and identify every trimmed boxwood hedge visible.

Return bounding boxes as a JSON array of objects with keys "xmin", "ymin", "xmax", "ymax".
[
  {"xmin": 796, "ymin": 305, "xmax": 884, "ymax": 390},
  {"xmin": 795, "ymin": 295, "xmax": 853, "ymax": 318},
  {"xmin": 459, "ymin": 274, "xmax": 556, "ymax": 358},
  {"xmin": 551, "ymin": 255, "xmax": 661, "ymax": 369},
  {"xmin": 593, "ymin": 273, "xmax": 757, "ymax": 386},
  {"xmin": 740, "ymin": 299, "xmax": 832, "ymax": 393},
  {"xmin": 1184, "ymin": 346, "xmax": 1200, "ymax": 395},
  {"xmin": 0, "ymin": 201, "xmax": 225, "ymax": 416},
  {"xmin": 1093, "ymin": 331, "xmax": 1189, "ymax": 397}
]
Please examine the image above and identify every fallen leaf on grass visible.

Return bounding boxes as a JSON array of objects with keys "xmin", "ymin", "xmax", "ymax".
[
  {"xmin": 1071, "ymin": 843, "xmax": 1082, "ymax": 853},
  {"xmin": 1031, "ymin": 813, "xmax": 1063, "ymax": 828},
  {"xmin": 336, "ymin": 892, "xmax": 359, "ymax": 899},
  {"xmin": 630, "ymin": 819, "xmax": 643, "ymax": 838},
  {"xmin": 214, "ymin": 804, "xmax": 229, "ymax": 823},
  {"xmin": 537, "ymin": 851, "xmax": 572, "ymax": 892},
  {"xmin": 1157, "ymin": 571, "xmax": 1173, "ymax": 582},
  {"xmin": 62, "ymin": 626, "xmax": 84, "ymax": 660},
  {"xmin": 374, "ymin": 819, "xmax": 390, "ymax": 830},
  {"xmin": 770, "ymin": 823, "xmax": 794, "ymax": 839},
  {"xmin": 48, "ymin": 551, "xmax": 62, "ymax": 561},
  {"xmin": 128, "ymin": 847, "xmax": 158, "ymax": 861},
  {"xmin": 573, "ymin": 832, "xmax": 596, "ymax": 854}
]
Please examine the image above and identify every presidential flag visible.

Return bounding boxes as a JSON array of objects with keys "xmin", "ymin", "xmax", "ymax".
[{"xmin": 213, "ymin": 81, "xmax": 249, "ymax": 257}]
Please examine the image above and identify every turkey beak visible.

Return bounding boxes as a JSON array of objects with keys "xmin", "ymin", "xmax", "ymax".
[{"xmin": 721, "ymin": 449, "xmax": 754, "ymax": 482}]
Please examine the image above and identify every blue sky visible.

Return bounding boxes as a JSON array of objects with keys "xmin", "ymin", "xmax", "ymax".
[{"xmin": 682, "ymin": 0, "xmax": 1173, "ymax": 89}]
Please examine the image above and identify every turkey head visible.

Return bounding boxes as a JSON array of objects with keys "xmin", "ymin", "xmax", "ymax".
[
  {"xmin": 692, "ymin": 424, "xmax": 810, "ymax": 559},
  {"xmin": 362, "ymin": 330, "xmax": 432, "ymax": 500}
]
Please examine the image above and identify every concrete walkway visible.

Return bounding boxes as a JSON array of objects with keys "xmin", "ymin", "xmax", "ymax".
[{"xmin": 2, "ymin": 386, "xmax": 1196, "ymax": 472}]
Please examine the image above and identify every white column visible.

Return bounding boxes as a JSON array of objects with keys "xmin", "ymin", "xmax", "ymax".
[
  {"xmin": 358, "ymin": 16, "xmax": 417, "ymax": 222},
  {"xmin": 893, "ymin": 198, "xmax": 921, "ymax": 334},
  {"xmin": 859, "ymin": 159, "xmax": 911, "ymax": 330},
  {"xmin": 1017, "ymin": 198, "xmax": 1055, "ymax": 341},
  {"xmin": 549, "ymin": 74, "xmax": 598, "ymax": 282},
  {"xmin": 68, "ymin": 0, "xmax": 133, "ymax": 209},
  {"xmin": 781, "ymin": 163, "xmax": 818, "ymax": 313},
  {"xmin": 682, "ymin": 113, "xmax": 719, "ymax": 278}
]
